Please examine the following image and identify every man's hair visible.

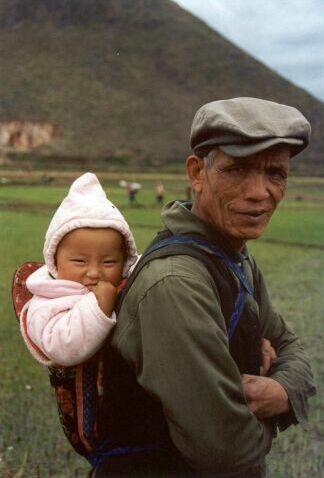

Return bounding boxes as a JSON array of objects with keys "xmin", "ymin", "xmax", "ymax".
[{"xmin": 203, "ymin": 148, "xmax": 218, "ymax": 169}]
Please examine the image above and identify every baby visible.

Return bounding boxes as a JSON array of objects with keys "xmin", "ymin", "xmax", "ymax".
[{"xmin": 20, "ymin": 172, "xmax": 138, "ymax": 367}]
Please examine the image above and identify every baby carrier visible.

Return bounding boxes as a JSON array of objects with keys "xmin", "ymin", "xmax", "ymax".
[
  {"xmin": 12, "ymin": 261, "xmax": 105, "ymax": 462},
  {"xmin": 12, "ymin": 232, "xmax": 262, "ymax": 467}
]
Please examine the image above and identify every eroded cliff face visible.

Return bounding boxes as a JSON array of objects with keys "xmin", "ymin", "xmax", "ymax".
[{"xmin": 0, "ymin": 120, "xmax": 60, "ymax": 152}]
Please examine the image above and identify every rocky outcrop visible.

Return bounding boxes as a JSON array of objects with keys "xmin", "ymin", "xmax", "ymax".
[{"xmin": 0, "ymin": 120, "xmax": 60, "ymax": 152}]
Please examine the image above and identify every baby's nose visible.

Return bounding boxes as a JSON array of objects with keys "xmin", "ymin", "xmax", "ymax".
[{"xmin": 86, "ymin": 267, "xmax": 101, "ymax": 278}]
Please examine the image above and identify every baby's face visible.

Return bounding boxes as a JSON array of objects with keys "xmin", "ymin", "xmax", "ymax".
[{"xmin": 56, "ymin": 228, "xmax": 125, "ymax": 288}]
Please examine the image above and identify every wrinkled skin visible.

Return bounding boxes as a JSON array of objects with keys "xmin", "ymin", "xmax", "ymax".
[{"xmin": 188, "ymin": 145, "xmax": 290, "ymax": 251}]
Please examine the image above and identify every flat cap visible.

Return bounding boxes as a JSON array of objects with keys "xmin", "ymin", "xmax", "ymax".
[{"xmin": 190, "ymin": 97, "xmax": 311, "ymax": 158}]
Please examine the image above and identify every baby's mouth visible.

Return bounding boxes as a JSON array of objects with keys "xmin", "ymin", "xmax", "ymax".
[{"xmin": 85, "ymin": 283, "xmax": 98, "ymax": 289}]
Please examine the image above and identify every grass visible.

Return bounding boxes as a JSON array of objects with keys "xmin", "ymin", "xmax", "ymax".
[
  {"xmin": 0, "ymin": 174, "xmax": 323, "ymax": 477},
  {"xmin": 248, "ymin": 242, "xmax": 323, "ymax": 477},
  {"xmin": 262, "ymin": 203, "xmax": 324, "ymax": 247}
]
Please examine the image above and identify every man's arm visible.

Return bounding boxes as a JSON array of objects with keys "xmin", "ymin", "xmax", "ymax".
[
  {"xmin": 115, "ymin": 256, "xmax": 273, "ymax": 473},
  {"xmin": 251, "ymin": 263, "xmax": 316, "ymax": 429}
]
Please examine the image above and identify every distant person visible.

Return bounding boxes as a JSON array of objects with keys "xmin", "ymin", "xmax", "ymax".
[
  {"xmin": 155, "ymin": 182, "xmax": 165, "ymax": 205},
  {"xmin": 127, "ymin": 182, "xmax": 141, "ymax": 205},
  {"xmin": 92, "ymin": 98, "xmax": 316, "ymax": 477},
  {"xmin": 41, "ymin": 174, "xmax": 54, "ymax": 185},
  {"xmin": 20, "ymin": 173, "xmax": 138, "ymax": 366}
]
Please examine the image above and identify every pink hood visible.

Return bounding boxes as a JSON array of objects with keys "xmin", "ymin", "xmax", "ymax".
[{"xmin": 43, "ymin": 172, "xmax": 138, "ymax": 278}]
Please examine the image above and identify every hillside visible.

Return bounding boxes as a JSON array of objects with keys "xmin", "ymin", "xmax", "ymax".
[{"xmin": 0, "ymin": 0, "xmax": 323, "ymax": 173}]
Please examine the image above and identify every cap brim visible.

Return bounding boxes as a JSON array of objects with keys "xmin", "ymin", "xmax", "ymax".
[{"xmin": 219, "ymin": 137, "xmax": 304, "ymax": 158}]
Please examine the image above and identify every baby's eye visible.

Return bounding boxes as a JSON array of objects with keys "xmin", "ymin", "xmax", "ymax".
[
  {"xmin": 71, "ymin": 259, "xmax": 85, "ymax": 264},
  {"xmin": 104, "ymin": 260, "xmax": 116, "ymax": 265}
]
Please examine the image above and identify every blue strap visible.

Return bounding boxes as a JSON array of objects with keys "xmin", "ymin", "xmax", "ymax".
[
  {"xmin": 145, "ymin": 235, "xmax": 253, "ymax": 339},
  {"xmin": 228, "ymin": 284, "xmax": 247, "ymax": 339},
  {"xmin": 87, "ymin": 444, "xmax": 161, "ymax": 467}
]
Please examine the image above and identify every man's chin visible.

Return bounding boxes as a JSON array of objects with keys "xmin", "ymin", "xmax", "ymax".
[
  {"xmin": 241, "ymin": 232, "xmax": 264, "ymax": 242},
  {"xmin": 221, "ymin": 225, "xmax": 267, "ymax": 250},
  {"xmin": 231, "ymin": 228, "xmax": 265, "ymax": 244}
]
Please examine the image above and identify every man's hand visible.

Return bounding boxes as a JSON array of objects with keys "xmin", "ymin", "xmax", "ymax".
[
  {"xmin": 242, "ymin": 374, "xmax": 290, "ymax": 419},
  {"xmin": 260, "ymin": 338, "xmax": 277, "ymax": 376},
  {"xmin": 88, "ymin": 281, "xmax": 118, "ymax": 317}
]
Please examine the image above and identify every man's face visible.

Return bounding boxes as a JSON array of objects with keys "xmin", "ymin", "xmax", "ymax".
[{"xmin": 190, "ymin": 145, "xmax": 290, "ymax": 250}]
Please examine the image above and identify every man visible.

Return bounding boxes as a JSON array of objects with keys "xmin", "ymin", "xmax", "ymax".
[{"xmin": 94, "ymin": 98, "xmax": 316, "ymax": 477}]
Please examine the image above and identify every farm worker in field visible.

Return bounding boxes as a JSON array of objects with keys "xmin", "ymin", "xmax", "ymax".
[
  {"xmin": 93, "ymin": 98, "xmax": 316, "ymax": 478},
  {"xmin": 20, "ymin": 172, "xmax": 138, "ymax": 366},
  {"xmin": 127, "ymin": 181, "xmax": 141, "ymax": 205},
  {"xmin": 155, "ymin": 182, "xmax": 165, "ymax": 205}
]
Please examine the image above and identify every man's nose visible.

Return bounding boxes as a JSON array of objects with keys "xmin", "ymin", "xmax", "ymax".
[{"xmin": 243, "ymin": 172, "xmax": 270, "ymax": 201}]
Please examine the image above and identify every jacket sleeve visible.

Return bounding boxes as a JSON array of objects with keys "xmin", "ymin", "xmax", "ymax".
[
  {"xmin": 115, "ymin": 257, "xmax": 273, "ymax": 474},
  {"xmin": 24, "ymin": 292, "xmax": 116, "ymax": 367},
  {"xmin": 255, "ymin": 264, "xmax": 316, "ymax": 431}
]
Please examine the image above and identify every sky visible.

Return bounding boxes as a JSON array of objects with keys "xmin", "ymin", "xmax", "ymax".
[{"xmin": 173, "ymin": 0, "xmax": 324, "ymax": 102}]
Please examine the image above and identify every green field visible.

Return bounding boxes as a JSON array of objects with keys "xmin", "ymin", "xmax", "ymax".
[{"xmin": 0, "ymin": 174, "xmax": 323, "ymax": 477}]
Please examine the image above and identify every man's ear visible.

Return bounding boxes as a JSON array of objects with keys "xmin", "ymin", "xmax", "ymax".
[{"xmin": 186, "ymin": 155, "xmax": 205, "ymax": 193}]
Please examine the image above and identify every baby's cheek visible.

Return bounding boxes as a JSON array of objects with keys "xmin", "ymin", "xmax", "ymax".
[{"xmin": 104, "ymin": 267, "xmax": 123, "ymax": 286}]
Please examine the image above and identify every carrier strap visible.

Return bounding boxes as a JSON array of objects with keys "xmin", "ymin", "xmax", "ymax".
[{"xmin": 119, "ymin": 233, "xmax": 254, "ymax": 340}]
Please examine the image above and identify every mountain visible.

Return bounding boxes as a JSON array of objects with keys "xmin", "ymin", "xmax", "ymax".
[{"xmin": 0, "ymin": 0, "xmax": 323, "ymax": 173}]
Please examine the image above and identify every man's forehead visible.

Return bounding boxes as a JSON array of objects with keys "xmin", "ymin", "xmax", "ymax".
[{"xmin": 217, "ymin": 145, "xmax": 291, "ymax": 166}]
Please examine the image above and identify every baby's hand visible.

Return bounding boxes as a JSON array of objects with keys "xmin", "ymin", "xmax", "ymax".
[{"xmin": 89, "ymin": 281, "xmax": 118, "ymax": 317}]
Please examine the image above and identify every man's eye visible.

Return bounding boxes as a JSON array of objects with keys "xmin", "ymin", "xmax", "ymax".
[{"xmin": 268, "ymin": 168, "xmax": 287, "ymax": 180}]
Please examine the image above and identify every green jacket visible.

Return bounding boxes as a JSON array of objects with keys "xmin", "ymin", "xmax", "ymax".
[{"xmin": 100, "ymin": 201, "xmax": 315, "ymax": 477}]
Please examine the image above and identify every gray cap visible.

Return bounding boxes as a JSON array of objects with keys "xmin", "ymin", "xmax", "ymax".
[{"xmin": 190, "ymin": 97, "xmax": 311, "ymax": 158}]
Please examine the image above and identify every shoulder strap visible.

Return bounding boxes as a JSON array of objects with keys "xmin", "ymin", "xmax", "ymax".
[
  {"xmin": 146, "ymin": 234, "xmax": 253, "ymax": 295},
  {"xmin": 118, "ymin": 233, "xmax": 225, "ymax": 308},
  {"xmin": 117, "ymin": 232, "xmax": 253, "ymax": 339}
]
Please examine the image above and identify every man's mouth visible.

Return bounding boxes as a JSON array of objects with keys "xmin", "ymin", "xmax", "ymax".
[
  {"xmin": 237, "ymin": 209, "xmax": 271, "ymax": 220},
  {"xmin": 242, "ymin": 210, "xmax": 268, "ymax": 217}
]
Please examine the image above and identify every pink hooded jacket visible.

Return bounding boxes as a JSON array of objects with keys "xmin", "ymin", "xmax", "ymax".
[{"xmin": 21, "ymin": 173, "xmax": 138, "ymax": 367}]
